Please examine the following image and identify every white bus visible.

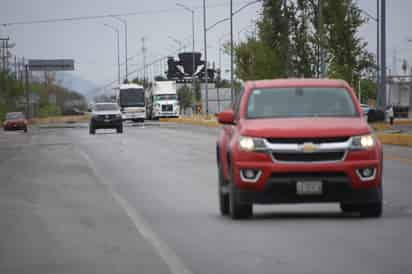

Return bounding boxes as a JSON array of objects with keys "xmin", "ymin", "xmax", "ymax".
[{"xmin": 117, "ymin": 83, "xmax": 146, "ymax": 122}]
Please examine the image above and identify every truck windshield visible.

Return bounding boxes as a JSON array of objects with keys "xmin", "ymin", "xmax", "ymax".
[
  {"xmin": 94, "ymin": 104, "xmax": 119, "ymax": 111},
  {"xmin": 119, "ymin": 89, "xmax": 145, "ymax": 107},
  {"xmin": 247, "ymin": 87, "xmax": 358, "ymax": 119},
  {"xmin": 6, "ymin": 113, "xmax": 25, "ymax": 120},
  {"xmin": 154, "ymin": 94, "xmax": 177, "ymax": 101}
]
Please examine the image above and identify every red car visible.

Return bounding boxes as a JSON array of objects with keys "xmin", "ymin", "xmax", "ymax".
[
  {"xmin": 3, "ymin": 112, "xmax": 28, "ymax": 132},
  {"xmin": 216, "ymin": 79, "xmax": 382, "ymax": 219}
]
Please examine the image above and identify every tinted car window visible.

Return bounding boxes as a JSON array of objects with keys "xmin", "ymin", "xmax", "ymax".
[
  {"xmin": 119, "ymin": 89, "xmax": 145, "ymax": 107},
  {"xmin": 247, "ymin": 87, "xmax": 358, "ymax": 119},
  {"xmin": 6, "ymin": 113, "xmax": 24, "ymax": 120}
]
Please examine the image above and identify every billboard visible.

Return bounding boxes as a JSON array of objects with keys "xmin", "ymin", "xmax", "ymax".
[{"xmin": 28, "ymin": 59, "xmax": 74, "ymax": 71}]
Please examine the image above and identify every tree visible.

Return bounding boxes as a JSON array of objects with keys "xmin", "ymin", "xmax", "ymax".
[
  {"xmin": 231, "ymin": 0, "xmax": 375, "ymax": 84},
  {"xmin": 291, "ymin": 0, "xmax": 316, "ymax": 77},
  {"xmin": 258, "ymin": 0, "xmax": 291, "ymax": 77},
  {"xmin": 323, "ymin": 0, "xmax": 374, "ymax": 86},
  {"xmin": 359, "ymin": 79, "xmax": 377, "ymax": 104},
  {"xmin": 177, "ymin": 85, "xmax": 193, "ymax": 110},
  {"xmin": 194, "ymin": 80, "xmax": 202, "ymax": 103}
]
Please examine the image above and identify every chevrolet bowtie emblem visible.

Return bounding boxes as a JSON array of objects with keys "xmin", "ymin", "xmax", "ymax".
[{"xmin": 302, "ymin": 143, "xmax": 318, "ymax": 153}]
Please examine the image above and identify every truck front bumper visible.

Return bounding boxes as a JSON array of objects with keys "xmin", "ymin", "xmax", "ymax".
[
  {"xmin": 122, "ymin": 112, "xmax": 146, "ymax": 121},
  {"xmin": 231, "ymin": 152, "xmax": 382, "ymax": 205}
]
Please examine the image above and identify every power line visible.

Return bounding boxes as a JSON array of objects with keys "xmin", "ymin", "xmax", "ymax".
[
  {"xmin": 2, "ymin": 1, "xmax": 255, "ymax": 27},
  {"xmin": 89, "ymin": 49, "xmax": 181, "ymax": 97}
]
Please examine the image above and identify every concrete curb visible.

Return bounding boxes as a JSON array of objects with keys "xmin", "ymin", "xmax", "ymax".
[
  {"xmin": 159, "ymin": 118, "xmax": 220, "ymax": 128},
  {"xmin": 160, "ymin": 118, "xmax": 412, "ymax": 147},
  {"xmin": 30, "ymin": 114, "xmax": 91, "ymax": 125},
  {"xmin": 376, "ymin": 133, "xmax": 412, "ymax": 146},
  {"xmin": 371, "ymin": 120, "xmax": 412, "ymax": 130}
]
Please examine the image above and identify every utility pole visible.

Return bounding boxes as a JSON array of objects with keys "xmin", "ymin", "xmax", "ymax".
[
  {"xmin": 1, "ymin": 37, "xmax": 10, "ymax": 97},
  {"xmin": 378, "ymin": 0, "xmax": 387, "ymax": 109},
  {"xmin": 203, "ymin": 0, "xmax": 209, "ymax": 115},
  {"xmin": 14, "ymin": 55, "xmax": 17, "ymax": 79},
  {"xmin": 25, "ymin": 63, "xmax": 30, "ymax": 118},
  {"xmin": 376, "ymin": 0, "xmax": 380, "ymax": 106},
  {"xmin": 112, "ymin": 16, "xmax": 129, "ymax": 82},
  {"xmin": 142, "ymin": 37, "xmax": 147, "ymax": 87},
  {"xmin": 217, "ymin": 44, "xmax": 222, "ymax": 113},
  {"xmin": 104, "ymin": 24, "xmax": 121, "ymax": 86},
  {"xmin": 230, "ymin": 0, "xmax": 234, "ymax": 104},
  {"xmin": 1, "ymin": 38, "xmax": 9, "ymax": 72},
  {"xmin": 176, "ymin": 3, "xmax": 196, "ymax": 98}
]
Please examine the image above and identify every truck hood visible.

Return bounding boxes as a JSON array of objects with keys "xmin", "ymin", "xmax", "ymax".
[
  {"xmin": 156, "ymin": 100, "xmax": 178, "ymax": 105},
  {"xmin": 122, "ymin": 107, "xmax": 145, "ymax": 113},
  {"xmin": 240, "ymin": 117, "xmax": 371, "ymax": 138},
  {"xmin": 92, "ymin": 110, "xmax": 121, "ymax": 116}
]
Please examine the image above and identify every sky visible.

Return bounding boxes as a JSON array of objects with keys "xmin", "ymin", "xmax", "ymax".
[{"xmin": 1, "ymin": 0, "xmax": 412, "ymax": 94}]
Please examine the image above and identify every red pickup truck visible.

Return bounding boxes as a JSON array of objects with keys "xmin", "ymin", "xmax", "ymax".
[
  {"xmin": 216, "ymin": 79, "xmax": 382, "ymax": 219},
  {"xmin": 3, "ymin": 112, "xmax": 28, "ymax": 132}
]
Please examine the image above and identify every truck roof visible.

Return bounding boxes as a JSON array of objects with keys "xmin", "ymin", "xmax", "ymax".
[
  {"xmin": 119, "ymin": 83, "xmax": 144, "ymax": 90},
  {"xmin": 151, "ymin": 81, "xmax": 177, "ymax": 95},
  {"xmin": 245, "ymin": 78, "xmax": 349, "ymax": 90}
]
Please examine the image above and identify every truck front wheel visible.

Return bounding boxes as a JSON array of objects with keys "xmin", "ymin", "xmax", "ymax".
[
  {"xmin": 228, "ymin": 165, "xmax": 252, "ymax": 220},
  {"xmin": 117, "ymin": 125, "xmax": 123, "ymax": 134}
]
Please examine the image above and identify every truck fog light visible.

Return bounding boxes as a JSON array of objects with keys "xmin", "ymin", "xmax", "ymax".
[
  {"xmin": 240, "ymin": 169, "xmax": 262, "ymax": 183},
  {"xmin": 356, "ymin": 168, "xmax": 376, "ymax": 181}
]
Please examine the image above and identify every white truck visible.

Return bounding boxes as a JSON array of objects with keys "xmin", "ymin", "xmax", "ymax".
[
  {"xmin": 146, "ymin": 81, "xmax": 180, "ymax": 120},
  {"xmin": 117, "ymin": 83, "xmax": 146, "ymax": 122}
]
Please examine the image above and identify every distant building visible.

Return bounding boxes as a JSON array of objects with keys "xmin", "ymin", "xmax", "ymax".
[
  {"xmin": 166, "ymin": 52, "xmax": 216, "ymax": 83},
  {"xmin": 387, "ymin": 75, "xmax": 412, "ymax": 118}
]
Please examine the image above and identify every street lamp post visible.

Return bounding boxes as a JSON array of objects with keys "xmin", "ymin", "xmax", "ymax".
[
  {"xmin": 104, "ymin": 24, "xmax": 121, "ymax": 86},
  {"xmin": 230, "ymin": 0, "xmax": 234, "ymax": 103},
  {"xmin": 229, "ymin": 0, "xmax": 262, "ymax": 103},
  {"xmin": 203, "ymin": 0, "xmax": 209, "ymax": 115},
  {"xmin": 112, "ymin": 16, "xmax": 129, "ymax": 82},
  {"xmin": 176, "ymin": 3, "xmax": 196, "ymax": 111},
  {"xmin": 360, "ymin": 2, "xmax": 381, "ymax": 108},
  {"xmin": 379, "ymin": 0, "xmax": 387, "ymax": 110},
  {"xmin": 217, "ymin": 33, "xmax": 229, "ymax": 113}
]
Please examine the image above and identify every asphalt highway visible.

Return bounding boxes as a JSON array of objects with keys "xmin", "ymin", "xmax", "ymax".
[{"xmin": 1, "ymin": 122, "xmax": 412, "ymax": 274}]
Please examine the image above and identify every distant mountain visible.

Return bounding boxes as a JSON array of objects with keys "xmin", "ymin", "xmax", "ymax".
[{"xmin": 55, "ymin": 72, "xmax": 99, "ymax": 102}]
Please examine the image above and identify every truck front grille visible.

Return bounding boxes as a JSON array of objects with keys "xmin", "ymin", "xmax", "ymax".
[
  {"xmin": 267, "ymin": 137, "xmax": 350, "ymax": 144},
  {"xmin": 162, "ymin": 105, "xmax": 173, "ymax": 112},
  {"xmin": 272, "ymin": 152, "xmax": 345, "ymax": 162},
  {"xmin": 98, "ymin": 114, "xmax": 116, "ymax": 119}
]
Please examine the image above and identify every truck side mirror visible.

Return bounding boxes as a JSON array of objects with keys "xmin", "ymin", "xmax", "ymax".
[{"xmin": 217, "ymin": 109, "xmax": 235, "ymax": 125}]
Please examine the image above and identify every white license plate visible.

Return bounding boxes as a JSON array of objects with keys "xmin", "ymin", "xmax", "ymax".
[
  {"xmin": 296, "ymin": 181, "xmax": 323, "ymax": 195},
  {"xmin": 104, "ymin": 119, "xmax": 110, "ymax": 122}
]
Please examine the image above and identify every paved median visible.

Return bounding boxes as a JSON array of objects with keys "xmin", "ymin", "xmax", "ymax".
[{"xmin": 160, "ymin": 117, "xmax": 412, "ymax": 147}]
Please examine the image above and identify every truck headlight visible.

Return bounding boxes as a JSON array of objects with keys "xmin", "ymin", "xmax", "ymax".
[
  {"xmin": 350, "ymin": 134, "xmax": 375, "ymax": 150},
  {"xmin": 239, "ymin": 136, "xmax": 266, "ymax": 152}
]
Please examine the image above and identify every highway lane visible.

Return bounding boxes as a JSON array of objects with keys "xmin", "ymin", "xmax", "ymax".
[
  {"xmin": 67, "ymin": 122, "xmax": 412, "ymax": 274},
  {"xmin": 1, "ymin": 123, "xmax": 412, "ymax": 274},
  {"xmin": 0, "ymin": 127, "xmax": 171, "ymax": 274}
]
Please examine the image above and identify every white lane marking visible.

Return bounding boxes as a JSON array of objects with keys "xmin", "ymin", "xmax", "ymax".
[{"xmin": 77, "ymin": 148, "xmax": 194, "ymax": 274}]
